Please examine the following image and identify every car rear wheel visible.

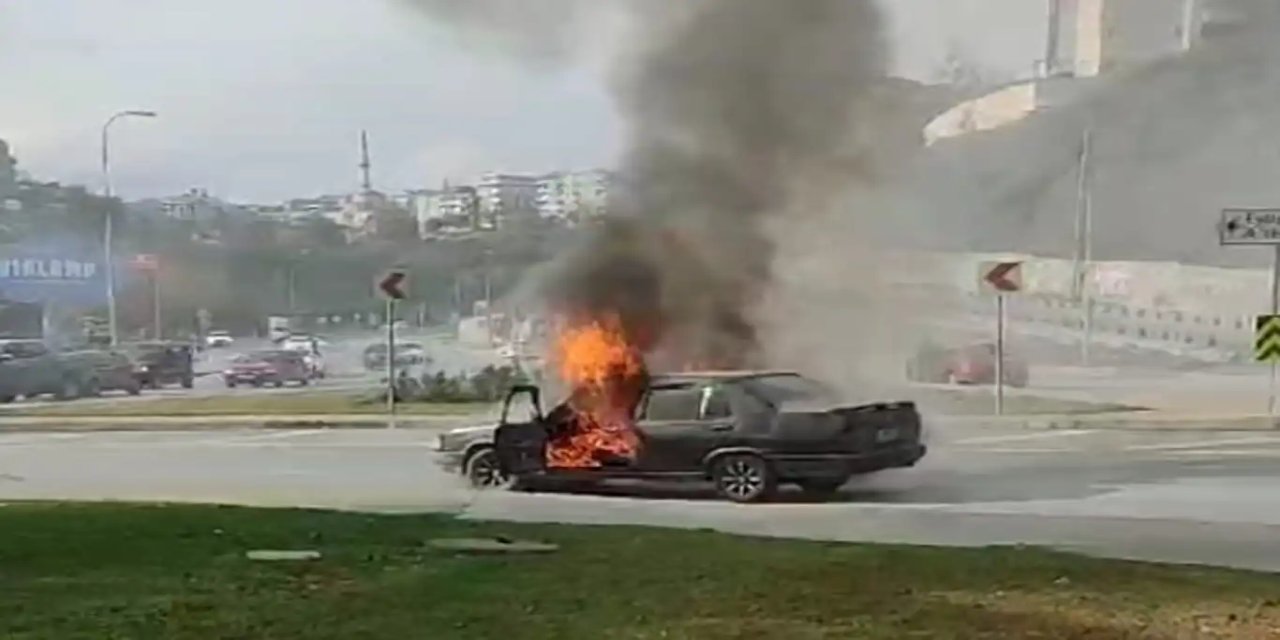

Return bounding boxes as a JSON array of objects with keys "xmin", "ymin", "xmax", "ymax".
[
  {"xmin": 56, "ymin": 378, "xmax": 82, "ymax": 401},
  {"xmin": 464, "ymin": 448, "xmax": 513, "ymax": 490},
  {"xmin": 798, "ymin": 478, "xmax": 848, "ymax": 496},
  {"xmin": 181, "ymin": 377, "xmax": 194, "ymax": 389},
  {"xmin": 126, "ymin": 382, "xmax": 142, "ymax": 396},
  {"xmin": 711, "ymin": 454, "xmax": 776, "ymax": 503}
]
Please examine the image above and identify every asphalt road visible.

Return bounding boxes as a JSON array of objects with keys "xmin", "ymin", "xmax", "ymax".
[
  {"xmin": 4, "ymin": 333, "xmax": 510, "ymax": 410},
  {"xmin": 4, "ymin": 421, "xmax": 1280, "ymax": 571}
]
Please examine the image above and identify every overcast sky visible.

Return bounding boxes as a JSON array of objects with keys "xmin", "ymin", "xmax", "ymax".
[{"xmin": 0, "ymin": 0, "xmax": 1047, "ymax": 202}]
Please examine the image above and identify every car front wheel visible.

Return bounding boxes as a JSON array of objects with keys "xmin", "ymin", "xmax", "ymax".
[
  {"xmin": 711, "ymin": 454, "xmax": 776, "ymax": 503},
  {"xmin": 464, "ymin": 448, "xmax": 513, "ymax": 490}
]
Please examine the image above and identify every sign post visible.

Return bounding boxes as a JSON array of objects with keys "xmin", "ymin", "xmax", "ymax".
[
  {"xmin": 131, "ymin": 254, "xmax": 161, "ymax": 339},
  {"xmin": 377, "ymin": 268, "xmax": 409, "ymax": 429},
  {"xmin": 979, "ymin": 261, "xmax": 1024, "ymax": 416},
  {"xmin": 1220, "ymin": 208, "xmax": 1280, "ymax": 415}
]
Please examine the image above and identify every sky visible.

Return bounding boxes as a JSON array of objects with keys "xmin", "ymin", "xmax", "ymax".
[{"xmin": 0, "ymin": 0, "xmax": 1048, "ymax": 203}]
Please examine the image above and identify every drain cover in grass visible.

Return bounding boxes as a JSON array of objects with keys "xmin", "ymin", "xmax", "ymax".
[
  {"xmin": 246, "ymin": 550, "xmax": 323, "ymax": 561},
  {"xmin": 428, "ymin": 538, "xmax": 559, "ymax": 555}
]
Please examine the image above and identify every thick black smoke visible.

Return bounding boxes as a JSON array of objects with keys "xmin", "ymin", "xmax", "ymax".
[{"xmin": 398, "ymin": 0, "xmax": 886, "ymax": 366}]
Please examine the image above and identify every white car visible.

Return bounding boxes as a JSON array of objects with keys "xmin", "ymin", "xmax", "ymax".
[
  {"xmin": 206, "ymin": 331, "xmax": 234, "ymax": 348},
  {"xmin": 281, "ymin": 334, "xmax": 327, "ymax": 351}
]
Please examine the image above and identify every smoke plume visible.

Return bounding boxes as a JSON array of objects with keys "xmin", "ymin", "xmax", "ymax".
[{"xmin": 399, "ymin": 0, "xmax": 888, "ymax": 369}]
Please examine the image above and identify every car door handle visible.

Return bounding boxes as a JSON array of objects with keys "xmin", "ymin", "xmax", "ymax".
[{"xmin": 707, "ymin": 423, "xmax": 734, "ymax": 432}]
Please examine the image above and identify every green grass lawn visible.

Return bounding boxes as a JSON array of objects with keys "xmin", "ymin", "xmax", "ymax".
[
  {"xmin": 1, "ymin": 503, "xmax": 1278, "ymax": 639},
  {"xmin": 2, "ymin": 393, "xmax": 493, "ymax": 417}
]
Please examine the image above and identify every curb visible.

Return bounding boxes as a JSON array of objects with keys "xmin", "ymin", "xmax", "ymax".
[{"xmin": 932, "ymin": 413, "xmax": 1280, "ymax": 432}]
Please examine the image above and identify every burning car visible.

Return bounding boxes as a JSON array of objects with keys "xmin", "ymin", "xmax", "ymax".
[
  {"xmin": 906, "ymin": 342, "xmax": 1029, "ymax": 388},
  {"xmin": 442, "ymin": 371, "xmax": 926, "ymax": 503}
]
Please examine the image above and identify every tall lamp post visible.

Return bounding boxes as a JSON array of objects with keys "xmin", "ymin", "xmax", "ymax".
[{"xmin": 101, "ymin": 110, "xmax": 158, "ymax": 346}]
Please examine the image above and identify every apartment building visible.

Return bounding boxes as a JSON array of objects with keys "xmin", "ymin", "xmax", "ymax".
[{"xmin": 536, "ymin": 169, "xmax": 613, "ymax": 222}]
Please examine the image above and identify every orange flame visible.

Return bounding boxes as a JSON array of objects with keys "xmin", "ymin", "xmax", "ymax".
[{"xmin": 546, "ymin": 314, "xmax": 647, "ymax": 469}]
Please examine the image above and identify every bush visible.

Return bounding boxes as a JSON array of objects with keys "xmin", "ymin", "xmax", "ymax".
[{"xmin": 369, "ymin": 365, "xmax": 533, "ymax": 404}]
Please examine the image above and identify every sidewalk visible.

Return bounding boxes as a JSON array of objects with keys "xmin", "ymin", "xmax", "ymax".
[{"xmin": 0, "ymin": 413, "xmax": 482, "ymax": 432}]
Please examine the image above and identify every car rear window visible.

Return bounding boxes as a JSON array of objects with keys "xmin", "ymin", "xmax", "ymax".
[{"xmin": 740, "ymin": 375, "xmax": 835, "ymax": 405}]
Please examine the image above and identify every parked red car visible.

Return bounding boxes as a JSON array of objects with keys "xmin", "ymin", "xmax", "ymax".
[
  {"xmin": 223, "ymin": 350, "xmax": 311, "ymax": 388},
  {"xmin": 907, "ymin": 342, "xmax": 1029, "ymax": 387}
]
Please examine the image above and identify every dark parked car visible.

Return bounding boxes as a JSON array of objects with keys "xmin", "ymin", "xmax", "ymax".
[
  {"xmin": 0, "ymin": 340, "xmax": 100, "ymax": 402},
  {"xmin": 223, "ymin": 350, "xmax": 311, "ymax": 388},
  {"xmin": 125, "ymin": 342, "xmax": 195, "ymax": 389},
  {"xmin": 906, "ymin": 342, "xmax": 1029, "ymax": 387},
  {"xmin": 452, "ymin": 371, "xmax": 926, "ymax": 503},
  {"xmin": 63, "ymin": 350, "xmax": 143, "ymax": 396}
]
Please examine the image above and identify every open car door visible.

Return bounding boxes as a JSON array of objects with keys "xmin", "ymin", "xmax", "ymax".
[{"xmin": 494, "ymin": 385, "xmax": 548, "ymax": 477}]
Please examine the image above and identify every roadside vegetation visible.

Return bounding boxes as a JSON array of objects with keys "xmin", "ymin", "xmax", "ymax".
[
  {"xmin": 2, "ymin": 503, "xmax": 1278, "ymax": 639},
  {"xmin": 1, "ymin": 392, "xmax": 492, "ymax": 417}
]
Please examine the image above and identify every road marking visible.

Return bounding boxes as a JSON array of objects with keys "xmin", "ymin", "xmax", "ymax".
[
  {"xmin": 226, "ymin": 429, "xmax": 330, "ymax": 443},
  {"xmin": 0, "ymin": 433, "xmax": 90, "ymax": 447},
  {"xmin": 1159, "ymin": 448, "xmax": 1280, "ymax": 458},
  {"xmin": 187, "ymin": 429, "xmax": 329, "ymax": 446},
  {"xmin": 952, "ymin": 430, "xmax": 1097, "ymax": 446},
  {"xmin": 962, "ymin": 447, "xmax": 1075, "ymax": 454},
  {"xmin": 1125, "ymin": 436, "xmax": 1280, "ymax": 452}
]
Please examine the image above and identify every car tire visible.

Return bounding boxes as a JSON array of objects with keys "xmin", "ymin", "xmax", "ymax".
[
  {"xmin": 273, "ymin": 380, "xmax": 284, "ymax": 388},
  {"xmin": 84, "ymin": 379, "xmax": 102, "ymax": 398},
  {"xmin": 56, "ymin": 377, "xmax": 82, "ymax": 401},
  {"xmin": 225, "ymin": 380, "xmax": 237, "ymax": 389},
  {"xmin": 299, "ymin": 377, "xmax": 310, "ymax": 387},
  {"xmin": 0, "ymin": 395, "xmax": 13, "ymax": 404},
  {"xmin": 711, "ymin": 454, "xmax": 776, "ymax": 503},
  {"xmin": 181, "ymin": 377, "xmax": 194, "ymax": 390},
  {"xmin": 127, "ymin": 382, "xmax": 142, "ymax": 396},
  {"xmin": 798, "ymin": 478, "xmax": 848, "ymax": 497},
  {"xmin": 464, "ymin": 447, "xmax": 514, "ymax": 490}
]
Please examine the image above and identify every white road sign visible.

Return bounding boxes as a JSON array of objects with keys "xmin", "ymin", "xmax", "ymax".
[
  {"xmin": 1221, "ymin": 208, "xmax": 1280, "ymax": 245},
  {"xmin": 978, "ymin": 261, "xmax": 1023, "ymax": 294}
]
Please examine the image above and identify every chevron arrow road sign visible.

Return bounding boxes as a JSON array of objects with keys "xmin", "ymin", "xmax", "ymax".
[{"xmin": 1255, "ymin": 315, "xmax": 1280, "ymax": 362}]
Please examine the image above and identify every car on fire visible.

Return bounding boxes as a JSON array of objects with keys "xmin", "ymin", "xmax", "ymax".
[
  {"xmin": 906, "ymin": 341, "xmax": 1029, "ymax": 388},
  {"xmin": 435, "ymin": 371, "xmax": 926, "ymax": 503}
]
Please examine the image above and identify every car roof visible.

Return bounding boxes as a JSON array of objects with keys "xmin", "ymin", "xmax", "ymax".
[{"xmin": 650, "ymin": 370, "xmax": 801, "ymax": 386}]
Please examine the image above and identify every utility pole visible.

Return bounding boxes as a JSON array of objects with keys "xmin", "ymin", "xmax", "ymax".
[
  {"xmin": 1073, "ymin": 126, "xmax": 1095, "ymax": 366},
  {"xmin": 359, "ymin": 130, "xmax": 373, "ymax": 195},
  {"xmin": 101, "ymin": 110, "xmax": 157, "ymax": 346},
  {"xmin": 1045, "ymin": 0, "xmax": 1062, "ymax": 76}
]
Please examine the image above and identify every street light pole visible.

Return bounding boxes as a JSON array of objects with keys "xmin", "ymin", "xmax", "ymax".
[{"xmin": 101, "ymin": 110, "xmax": 157, "ymax": 346}]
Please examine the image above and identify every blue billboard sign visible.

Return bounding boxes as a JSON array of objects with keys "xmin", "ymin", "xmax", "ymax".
[{"xmin": 0, "ymin": 241, "xmax": 134, "ymax": 308}]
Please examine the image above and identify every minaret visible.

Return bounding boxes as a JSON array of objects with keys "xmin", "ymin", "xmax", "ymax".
[{"xmin": 359, "ymin": 130, "xmax": 373, "ymax": 195}]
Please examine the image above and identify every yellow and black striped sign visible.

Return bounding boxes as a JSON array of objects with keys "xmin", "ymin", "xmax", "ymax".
[{"xmin": 1256, "ymin": 315, "xmax": 1280, "ymax": 362}]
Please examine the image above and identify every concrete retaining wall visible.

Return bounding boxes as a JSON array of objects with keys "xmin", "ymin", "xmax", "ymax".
[{"xmin": 968, "ymin": 293, "xmax": 1251, "ymax": 360}]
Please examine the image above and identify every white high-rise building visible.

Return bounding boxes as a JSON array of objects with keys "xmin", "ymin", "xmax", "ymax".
[
  {"xmin": 476, "ymin": 173, "xmax": 539, "ymax": 226},
  {"xmin": 537, "ymin": 170, "xmax": 613, "ymax": 222}
]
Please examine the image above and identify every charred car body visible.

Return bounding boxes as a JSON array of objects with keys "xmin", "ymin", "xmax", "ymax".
[{"xmin": 443, "ymin": 371, "xmax": 926, "ymax": 503}]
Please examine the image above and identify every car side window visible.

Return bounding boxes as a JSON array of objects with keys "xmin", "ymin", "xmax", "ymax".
[
  {"xmin": 15, "ymin": 342, "xmax": 46, "ymax": 359},
  {"xmin": 642, "ymin": 387, "xmax": 703, "ymax": 422},
  {"xmin": 700, "ymin": 385, "xmax": 732, "ymax": 420}
]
